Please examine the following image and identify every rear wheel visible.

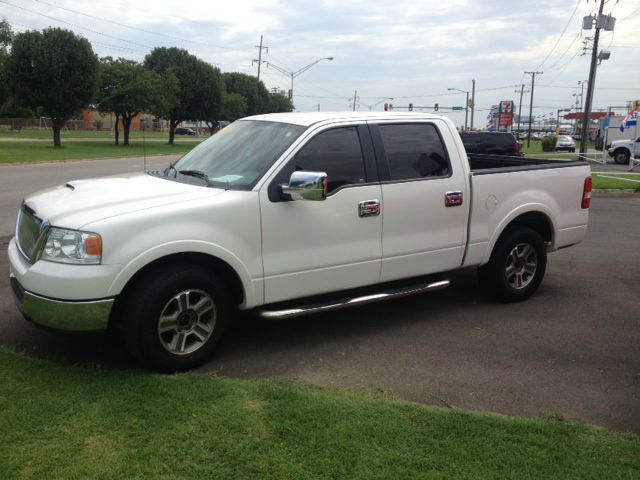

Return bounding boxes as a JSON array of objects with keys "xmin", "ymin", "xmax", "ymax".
[
  {"xmin": 123, "ymin": 264, "xmax": 231, "ymax": 372},
  {"xmin": 613, "ymin": 149, "xmax": 630, "ymax": 165},
  {"xmin": 479, "ymin": 227, "xmax": 547, "ymax": 302}
]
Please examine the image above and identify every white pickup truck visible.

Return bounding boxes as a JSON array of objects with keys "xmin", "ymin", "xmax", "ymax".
[
  {"xmin": 9, "ymin": 112, "xmax": 592, "ymax": 371},
  {"xmin": 607, "ymin": 136, "xmax": 640, "ymax": 164}
]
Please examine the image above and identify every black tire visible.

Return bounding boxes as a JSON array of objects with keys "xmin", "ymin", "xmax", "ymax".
[
  {"xmin": 478, "ymin": 227, "xmax": 547, "ymax": 302},
  {"xmin": 123, "ymin": 264, "xmax": 231, "ymax": 372},
  {"xmin": 613, "ymin": 149, "xmax": 630, "ymax": 165}
]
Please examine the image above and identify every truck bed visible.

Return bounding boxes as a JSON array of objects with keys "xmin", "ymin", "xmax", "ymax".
[{"xmin": 468, "ymin": 153, "xmax": 588, "ymax": 175}]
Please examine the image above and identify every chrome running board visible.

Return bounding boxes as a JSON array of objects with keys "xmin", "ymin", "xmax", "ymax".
[{"xmin": 258, "ymin": 279, "xmax": 450, "ymax": 320}]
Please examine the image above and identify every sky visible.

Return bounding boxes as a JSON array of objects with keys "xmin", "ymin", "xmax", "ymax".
[{"xmin": 1, "ymin": 0, "xmax": 639, "ymax": 128}]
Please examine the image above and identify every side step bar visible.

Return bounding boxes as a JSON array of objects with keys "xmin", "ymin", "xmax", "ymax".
[{"xmin": 258, "ymin": 279, "xmax": 450, "ymax": 320}]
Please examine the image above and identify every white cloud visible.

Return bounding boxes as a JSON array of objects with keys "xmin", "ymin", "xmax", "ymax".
[{"xmin": 3, "ymin": 0, "xmax": 639, "ymax": 119}]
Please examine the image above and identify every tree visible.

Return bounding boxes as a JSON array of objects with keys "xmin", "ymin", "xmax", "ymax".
[
  {"xmin": 97, "ymin": 57, "xmax": 177, "ymax": 145},
  {"xmin": 220, "ymin": 92, "xmax": 248, "ymax": 123},
  {"xmin": 6, "ymin": 28, "xmax": 98, "ymax": 147},
  {"xmin": 0, "ymin": 18, "xmax": 14, "ymax": 112},
  {"xmin": 191, "ymin": 59, "xmax": 225, "ymax": 136},
  {"xmin": 267, "ymin": 92, "xmax": 293, "ymax": 113},
  {"xmin": 223, "ymin": 72, "xmax": 270, "ymax": 116},
  {"xmin": 144, "ymin": 47, "xmax": 224, "ymax": 145}
]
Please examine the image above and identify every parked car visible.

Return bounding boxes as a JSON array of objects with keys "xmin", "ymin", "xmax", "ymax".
[
  {"xmin": 459, "ymin": 131, "xmax": 524, "ymax": 156},
  {"xmin": 555, "ymin": 135, "xmax": 576, "ymax": 152},
  {"xmin": 9, "ymin": 112, "xmax": 591, "ymax": 371},
  {"xmin": 175, "ymin": 127, "xmax": 196, "ymax": 136}
]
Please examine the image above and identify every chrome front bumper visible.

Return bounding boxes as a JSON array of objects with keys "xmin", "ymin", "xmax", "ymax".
[{"xmin": 10, "ymin": 274, "xmax": 114, "ymax": 332}]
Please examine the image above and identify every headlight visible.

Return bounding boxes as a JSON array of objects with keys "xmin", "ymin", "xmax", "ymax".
[{"xmin": 41, "ymin": 228, "xmax": 102, "ymax": 265}]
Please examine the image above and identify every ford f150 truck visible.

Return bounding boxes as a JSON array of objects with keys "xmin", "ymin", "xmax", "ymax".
[{"xmin": 8, "ymin": 112, "xmax": 592, "ymax": 371}]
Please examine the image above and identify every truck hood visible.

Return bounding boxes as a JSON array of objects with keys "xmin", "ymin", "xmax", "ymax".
[
  {"xmin": 23, "ymin": 173, "xmax": 224, "ymax": 230},
  {"xmin": 609, "ymin": 139, "xmax": 632, "ymax": 148}
]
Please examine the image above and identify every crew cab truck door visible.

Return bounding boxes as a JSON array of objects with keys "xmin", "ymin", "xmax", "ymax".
[
  {"xmin": 259, "ymin": 123, "xmax": 382, "ymax": 304},
  {"xmin": 369, "ymin": 120, "xmax": 469, "ymax": 282}
]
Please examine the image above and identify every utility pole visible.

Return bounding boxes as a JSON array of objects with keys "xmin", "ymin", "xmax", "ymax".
[
  {"xmin": 515, "ymin": 84, "xmax": 527, "ymax": 134},
  {"xmin": 524, "ymin": 71, "xmax": 543, "ymax": 147},
  {"xmin": 352, "ymin": 90, "xmax": 358, "ymax": 111},
  {"xmin": 252, "ymin": 35, "xmax": 268, "ymax": 81},
  {"xmin": 470, "ymin": 79, "xmax": 476, "ymax": 130},
  {"xmin": 579, "ymin": 0, "xmax": 606, "ymax": 156}
]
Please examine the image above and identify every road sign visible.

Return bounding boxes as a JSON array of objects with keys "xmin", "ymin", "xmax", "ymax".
[{"xmin": 452, "ymin": 106, "xmax": 464, "ymax": 111}]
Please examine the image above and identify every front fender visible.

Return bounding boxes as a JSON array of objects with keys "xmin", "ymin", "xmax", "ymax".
[{"xmin": 107, "ymin": 240, "xmax": 262, "ymax": 309}]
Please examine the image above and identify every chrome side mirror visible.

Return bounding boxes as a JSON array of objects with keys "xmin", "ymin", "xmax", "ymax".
[{"xmin": 281, "ymin": 171, "xmax": 328, "ymax": 201}]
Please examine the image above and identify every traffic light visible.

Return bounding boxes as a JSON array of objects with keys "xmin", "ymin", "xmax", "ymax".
[
  {"xmin": 384, "ymin": 103, "xmax": 388, "ymax": 111},
  {"xmin": 409, "ymin": 103, "xmax": 413, "ymax": 111},
  {"xmin": 434, "ymin": 103, "xmax": 439, "ymax": 111}
]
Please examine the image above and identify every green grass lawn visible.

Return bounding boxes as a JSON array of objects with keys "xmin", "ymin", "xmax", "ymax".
[
  {"xmin": 0, "ymin": 128, "xmax": 202, "ymax": 140},
  {"xmin": 592, "ymin": 173, "xmax": 640, "ymax": 191},
  {"xmin": 0, "ymin": 140, "xmax": 198, "ymax": 164},
  {"xmin": 0, "ymin": 348, "xmax": 638, "ymax": 479}
]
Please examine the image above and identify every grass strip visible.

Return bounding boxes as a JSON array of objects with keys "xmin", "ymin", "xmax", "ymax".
[
  {"xmin": 1, "ymin": 348, "xmax": 638, "ymax": 479},
  {"xmin": 0, "ymin": 140, "xmax": 198, "ymax": 164},
  {"xmin": 592, "ymin": 173, "xmax": 640, "ymax": 191}
]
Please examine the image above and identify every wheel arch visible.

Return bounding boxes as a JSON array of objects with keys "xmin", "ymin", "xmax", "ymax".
[
  {"xmin": 485, "ymin": 210, "xmax": 554, "ymax": 264},
  {"xmin": 109, "ymin": 251, "xmax": 249, "ymax": 330}
]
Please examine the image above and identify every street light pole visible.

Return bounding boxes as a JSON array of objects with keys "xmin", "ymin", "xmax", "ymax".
[
  {"xmin": 448, "ymin": 87, "xmax": 469, "ymax": 130},
  {"xmin": 470, "ymin": 79, "xmax": 476, "ymax": 130},
  {"xmin": 266, "ymin": 57, "xmax": 334, "ymax": 105}
]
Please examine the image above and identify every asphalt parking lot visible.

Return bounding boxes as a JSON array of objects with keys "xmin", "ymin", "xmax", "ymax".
[{"xmin": 1, "ymin": 192, "xmax": 638, "ymax": 434}]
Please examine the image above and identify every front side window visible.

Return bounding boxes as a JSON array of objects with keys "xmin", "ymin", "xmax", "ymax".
[
  {"xmin": 280, "ymin": 126, "xmax": 366, "ymax": 194},
  {"xmin": 378, "ymin": 123, "xmax": 450, "ymax": 181}
]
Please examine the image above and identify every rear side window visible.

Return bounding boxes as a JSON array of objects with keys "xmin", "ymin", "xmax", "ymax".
[{"xmin": 378, "ymin": 123, "xmax": 450, "ymax": 181}]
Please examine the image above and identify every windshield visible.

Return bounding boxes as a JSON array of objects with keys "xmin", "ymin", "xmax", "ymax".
[{"xmin": 171, "ymin": 120, "xmax": 306, "ymax": 190}]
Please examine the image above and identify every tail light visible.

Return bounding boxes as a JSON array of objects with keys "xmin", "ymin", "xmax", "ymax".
[
  {"xmin": 581, "ymin": 177, "xmax": 592, "ymax": 209},
  {"xmin": 515, "ymin": 142, "xmax": 523, "ymax": 155}
]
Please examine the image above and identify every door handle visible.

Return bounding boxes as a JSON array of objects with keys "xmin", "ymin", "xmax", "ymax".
[
  {"xmin": 358, "ymin": 199, "xmax": 380, "ymax": 217},
  {"xmin": 445, "ymin": 191, "xmax": 463, "ymax": 207}
]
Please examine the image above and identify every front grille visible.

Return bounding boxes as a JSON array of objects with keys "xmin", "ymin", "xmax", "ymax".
[{"xmin": 16, "ymin": 205, "xmax": 47, "ymax": 263}]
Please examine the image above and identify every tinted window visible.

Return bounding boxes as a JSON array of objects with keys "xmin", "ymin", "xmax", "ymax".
[
  {"xmin": 287, "ymin": 127, "xmax": 366, "ymax": 193},
  {"xmin": 378, "ymin": 123, "xmax": 450, "ymax": 180}
]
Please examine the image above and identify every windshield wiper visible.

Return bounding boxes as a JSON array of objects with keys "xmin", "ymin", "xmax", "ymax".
[
  {"xmin": 179, "ymin": 169, "xmax": 209, "ymax": 181},
  {"xmin": 178, "ymin": 170, "xmax": 228, "ymax": 189}
]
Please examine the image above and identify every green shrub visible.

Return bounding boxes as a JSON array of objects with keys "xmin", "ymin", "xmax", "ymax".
[{"xmin": 541, "ymin": 135, "xmax": 557, "ymax": 152}]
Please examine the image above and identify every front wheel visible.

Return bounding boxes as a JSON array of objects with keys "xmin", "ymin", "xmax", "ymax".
[
  {"xmin": 478, "ymin": 227, "xmax": 547, "ymax": 302},
  {"xmin": 123, "ymin": 265, "xmax": 231, "ymax": 372},
  {"xmin": 613, "ymin": 149, "xmax": 630, "ymax": 164}
]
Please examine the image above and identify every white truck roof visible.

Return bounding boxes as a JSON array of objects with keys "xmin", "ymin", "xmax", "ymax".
[{"xmin": 244, "ymin": 111, "xmax": 444, "ymax": 127}]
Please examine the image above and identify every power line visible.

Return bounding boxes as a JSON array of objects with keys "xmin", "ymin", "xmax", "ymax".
[
  {"xmin": 29, "ymin": 0, "xmax": 250, "ymax": 53},
  {"xmin": 0, "ymin": 0, "xmax": 154, "ymax": 49},
  {"xmin": 546, "ymin": 30, "xmax": 581, "ymax": 70},
  {"xmin": 536, "ymin": 0, "xmax": 582, "ymax": 69}
]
